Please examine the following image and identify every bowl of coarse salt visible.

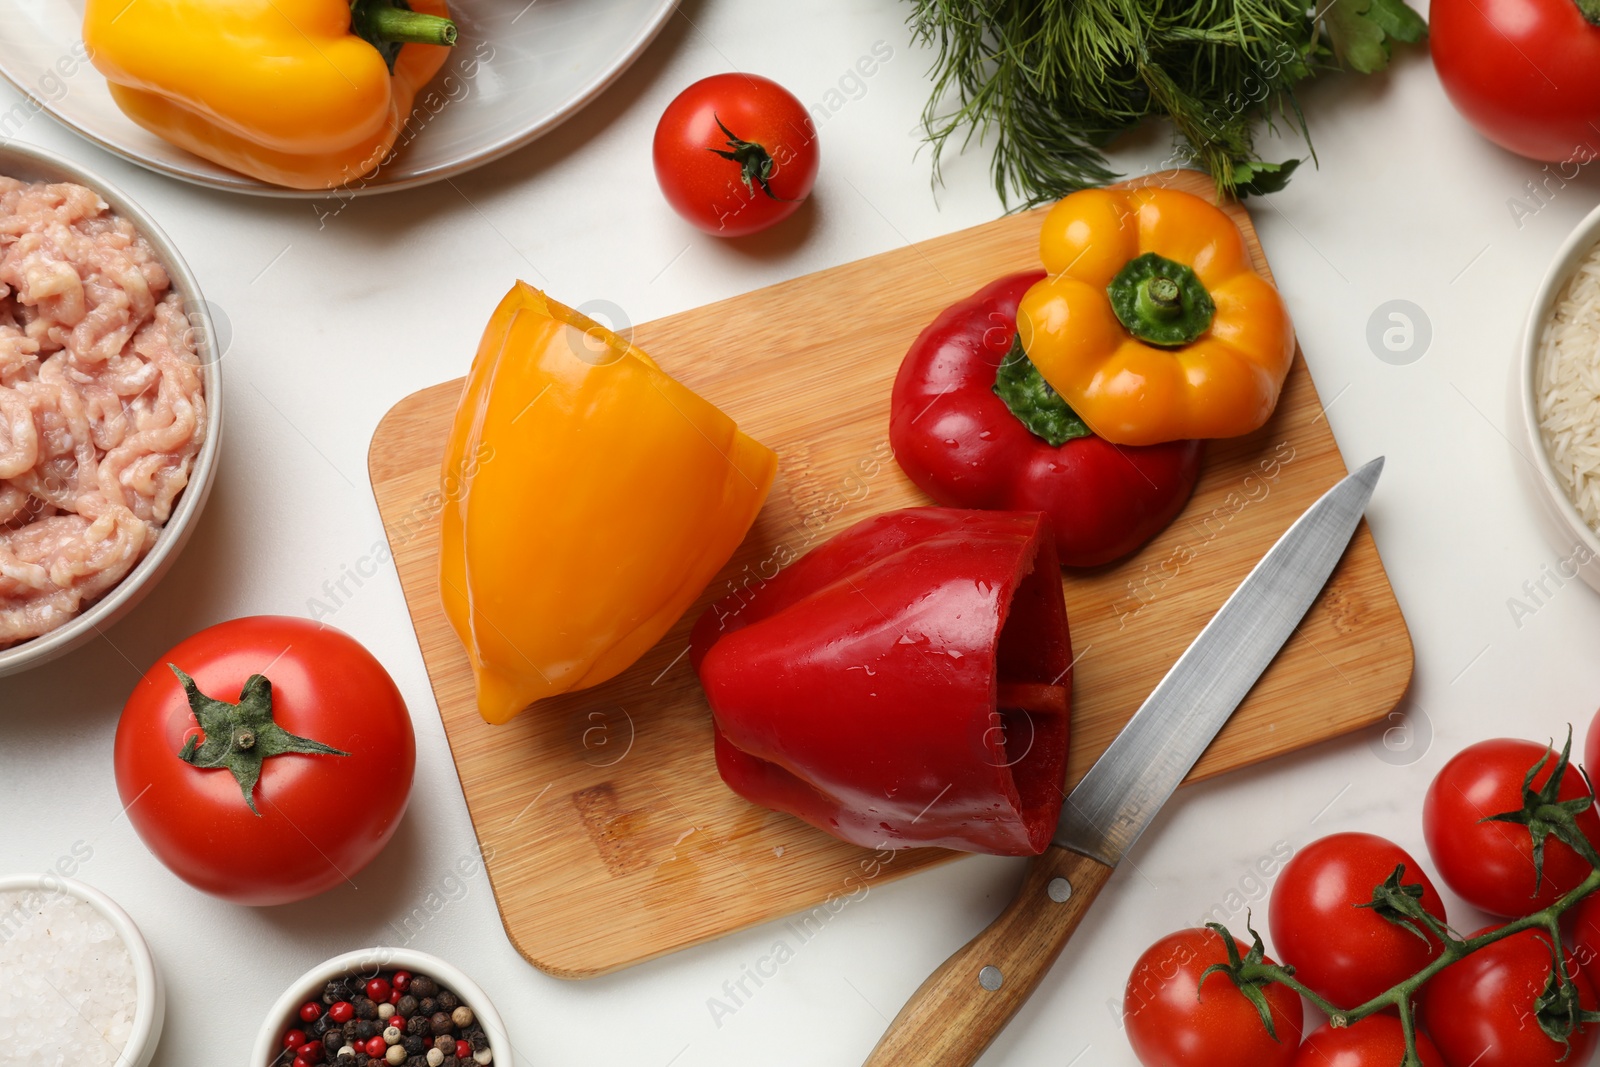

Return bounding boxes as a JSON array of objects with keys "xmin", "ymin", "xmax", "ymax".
[
  {"xmin": 0, "ymin": 874, "xmax": 164, "ymax": 1067},
  {"xmin": 1517, "ymin": 204, "xmax": 1600, "ymax": 596}
]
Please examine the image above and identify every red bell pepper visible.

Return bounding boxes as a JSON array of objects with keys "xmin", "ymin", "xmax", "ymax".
[
  {"xmin": 689, "ymin": 507, "xmax": 1072, "ymax": 856},
  {"xmin": 890, "ymin": 272, "xmax": 1205, "ymax": 567}
]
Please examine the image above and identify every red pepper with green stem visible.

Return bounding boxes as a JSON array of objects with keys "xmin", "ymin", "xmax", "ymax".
[
  {"xmin": 890, "ymin": 272, "xmax": 1204, "ymax": 568},
  {"xmin": 690, "ymin": 507, "xmax": 1072, "ymax": 856}
]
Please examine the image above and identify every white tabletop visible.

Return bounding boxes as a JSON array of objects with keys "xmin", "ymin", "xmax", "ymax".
[{"xmin": 6, "ymin": 1, "xmax": 1599, "ymax": 1064}]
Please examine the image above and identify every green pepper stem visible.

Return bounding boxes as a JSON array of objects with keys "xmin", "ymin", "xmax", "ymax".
[
  {"xmin": 1136, "ymin": 277, "xmax": 1183, "ymax": 322},
  {"xmin": 1105, "ymin": 252, "xmax": 1215, "ymax": 346},
  {"xmin": 1575, "ymin": 0, "xmax": 1600, "ymax": 26},
  {"xmin": 353, "ymin": 0, "xmax": 458, "ymax": 47}
]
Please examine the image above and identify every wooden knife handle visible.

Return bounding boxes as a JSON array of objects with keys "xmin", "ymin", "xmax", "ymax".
[{"xmin": 862, "ymin": 846, "xmax": 1114, "ymax": 1067}]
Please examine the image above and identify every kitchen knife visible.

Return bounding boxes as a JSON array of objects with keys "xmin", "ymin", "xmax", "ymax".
[{"xmin": 862, "ymin": 456, "xmax": 1385, "ymax": 1066}]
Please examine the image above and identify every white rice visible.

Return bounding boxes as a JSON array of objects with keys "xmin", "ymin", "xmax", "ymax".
[{"xmin": 1537, "ymin": 244, "xmax": 1600, "ymax": 531}]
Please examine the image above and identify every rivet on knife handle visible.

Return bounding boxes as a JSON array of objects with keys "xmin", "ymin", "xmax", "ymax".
[{"xmin": 861, "ymin": 846, "xmax": 1113, "ymax": 1067}]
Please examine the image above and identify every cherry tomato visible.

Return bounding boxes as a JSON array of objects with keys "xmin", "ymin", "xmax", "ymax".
[
  {"xmin": 1268, "ymin": 833, "xmax": 1448, "ymax": 1008},
  {"xmin": 1422, "ymin": 739, "xmax": 1600, "ymax": 917},
  {"xmin": 653, "ymin": 73, "xmax": 819, "ymax": 236},
  {"xmin": 1431, "ymin": 0, "xmax": 1600, "ymax": 162},
  {"xmin": 1419, "ymin": 926, "xmax": 1597, "ymax": 1067},
  {"xmin": 1567, "ymin": 889, "xmax": 1600, "ymax": 992},
  {"xmin": 1584, "ymin": 707, "xmax": 1600, "ymax": 801},
  {"xmin": 1123, "ymin": 928, "xmax": 1302, "ymax": 1067},
  {"xmin": 1291, "ymin": 1017, "xmax": 1447, "ymax": 1067},
  {"xmin": 114, "ymin": 617, "xmax": 416, "ymax": 906}
]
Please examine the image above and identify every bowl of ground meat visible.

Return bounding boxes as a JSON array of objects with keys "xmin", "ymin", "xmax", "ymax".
[{"xmin": 0, "ymin": 141, "xmax": 220, "ymax": 676}]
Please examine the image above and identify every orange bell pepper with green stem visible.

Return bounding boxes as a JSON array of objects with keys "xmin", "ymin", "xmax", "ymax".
[
  {"xmin": 82, "ymin": 0, "xmax": 458, "ymax": 190},
  {"xmin": 439, "ymin": 283, "xmax": 777, "ymax": 725},
  {"xmin": 1018, "ymin": 187, "xmax": 1296, "ymax": 446}
]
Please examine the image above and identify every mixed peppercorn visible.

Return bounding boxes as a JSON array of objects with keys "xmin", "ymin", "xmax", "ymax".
[{"xmin": 273, "ymin": 970, "xmax": 492, "ymax": 1067}]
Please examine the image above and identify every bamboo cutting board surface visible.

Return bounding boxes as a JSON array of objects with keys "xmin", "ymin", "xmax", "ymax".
[{"xmin": 369, "ymin": 170, "xmax": 1412, "ymax": 979}]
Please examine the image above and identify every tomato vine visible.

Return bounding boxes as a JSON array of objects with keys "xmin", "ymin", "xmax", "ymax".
[{"xmin": 1211, "ymin": 731, "xmax": 1600, "ymax": 1066}]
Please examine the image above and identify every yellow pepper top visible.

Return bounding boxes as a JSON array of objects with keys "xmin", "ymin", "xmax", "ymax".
[
  {"xmin": 83, "ymin": 0, "xmax": 457, "ymax": 190},
  {"xmin": 440, "ymin": 284, "xmax": 776, "ymax": 725},
  {"xmin": 1018, "ymin": 187, "xmax": 1296, "ymax": 446}
]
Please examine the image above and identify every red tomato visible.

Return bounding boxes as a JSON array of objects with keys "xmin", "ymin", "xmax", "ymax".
[
  {"xmin": 1569, "ymin": 889, "xmax": 1600, "ymax": 992},
  {"xmin": 1123, "ymin": 928, "xmax": 1302, "ymax": 1067},
  {"xmin": 653, "ymin": 73, "xmax": 819, "ymax": 236},
  {"xmin": 1431, "ymin": 0, "xmax": 1600, "ymax": 162},
  {"xmin": 1422, "ymin": 739, "xmax": 1600, "ymax": 917},
  {"xmin": 1585, "ymin": 708, "xmax": 1600, "ymax": 801},
  {"xmin": 1291, "ymin": 1017, "xmax": 1447, "ymax": 1067},
  {"xmin": 114, "ymin": 617, "xmax": 415, "ymax": 905},
  {"xmin": 1268, "ymin": 833, "xmax": 1448, "ymax": 1008},
  {"xmin": 1419, "ymin": 926, "xmax": 1597, "ymax": 1067}
]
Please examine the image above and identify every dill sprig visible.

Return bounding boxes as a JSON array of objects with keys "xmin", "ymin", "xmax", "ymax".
[{"xmin": 908, "ymin": 0, "xmax": 1425, "ymax": 205}]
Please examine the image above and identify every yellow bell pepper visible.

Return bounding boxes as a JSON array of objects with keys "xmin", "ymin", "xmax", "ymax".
[
  {"xmin": 440, "ymin": 284, "xmax": 777, "ymax": 725},
  {"xmin": 1018, "ymin": 186, "xmax": 1295, "ymax": 446},
  {"xmin": 82, "ymin": 0, "xmax": 457, "ymax": 190}
]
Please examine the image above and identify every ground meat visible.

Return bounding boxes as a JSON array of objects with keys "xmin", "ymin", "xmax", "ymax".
[{"xmin": 0, "ymin": 177, "xmax": 205, "ymax": 648}]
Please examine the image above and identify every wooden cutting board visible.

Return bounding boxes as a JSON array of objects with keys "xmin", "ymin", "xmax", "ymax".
[{"xmin": 368, "ymin": 169, "xmax": 1412, "ymax": 979}]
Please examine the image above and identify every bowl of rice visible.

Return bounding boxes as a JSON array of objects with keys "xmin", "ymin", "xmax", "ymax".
[
  {"xmin": 1518, "ymin": 205, "xmax": 1600, "ymax": 595},
  {"xmin": 0, "ymin": 141, "xmax": 222, "ymax": 677},
  {"xmin": 0, "ymin": 873, "xmax": 165, "ymax": 1067}
]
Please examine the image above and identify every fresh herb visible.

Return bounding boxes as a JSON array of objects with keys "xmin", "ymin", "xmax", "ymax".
[{"xmin": 907, "ymin": 0, "xmax": 1427, "ymax": 205}]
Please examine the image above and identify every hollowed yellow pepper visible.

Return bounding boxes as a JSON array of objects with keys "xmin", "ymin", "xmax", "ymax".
[
  {"xmin": 1018, "ymin": 187, "xmax": 1296, "ymax": 446},
  {"xmin": 440, "ymin": 284, "xmax": 777, "ymax": 725},
  {"xmin": 82, "ymin": 0, "xmax": 458, "ymax": 190}
]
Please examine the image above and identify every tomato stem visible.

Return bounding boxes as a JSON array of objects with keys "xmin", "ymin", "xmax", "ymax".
[
  {"xmin": 1252, "ymin": 867, "xmax": 1600, "ymax": 1053},
  {"xmin": 171, "ymin": 665, "xmax": 349, "ymax": 816},
  {"xmin": 1395, "ymin": 997, "xmax": 1424, "ymax": 1067},
  {"xmin": 708, "ymin": 115, "xmax": 789, "ymax": 202},
  {"xmin": 1574, "ymin": 0, "xmax": 1600, "ymax": 27}
]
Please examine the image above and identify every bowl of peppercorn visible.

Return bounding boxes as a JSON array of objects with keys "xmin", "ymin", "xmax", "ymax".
[{"xmin": 252, "ymin": 948, "xmax": 511, "ymax": 1067}]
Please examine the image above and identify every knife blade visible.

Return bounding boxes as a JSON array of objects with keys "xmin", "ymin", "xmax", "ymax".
[{"xmin": 862, "ymin": 457, "xmax": 1384, "ymax": 1067}]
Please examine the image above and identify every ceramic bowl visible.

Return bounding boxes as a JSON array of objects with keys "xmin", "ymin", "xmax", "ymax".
[
  {"xmin": 1514, "ymin": 200, "xmax": 1600, "ymax": 594},
  {"xmin": 0, "ymin": 873, "xmax": 166, "ymax": 1067},
  {"xmin": 0, "ymin": 140, "xmax": 223, "ymax": 677},
  {"xmin": 252, "ymin": 947, "xmax": 513, "ymax": 1067}
]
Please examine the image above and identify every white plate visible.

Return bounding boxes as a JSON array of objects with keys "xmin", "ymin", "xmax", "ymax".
[{"xmin": 0, "ymin": 0, "xmax": 676, "ymax": 197}]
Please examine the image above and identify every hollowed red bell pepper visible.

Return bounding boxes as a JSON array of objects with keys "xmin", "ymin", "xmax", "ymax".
[
  {"xmin": 689, "ymin": 507, "xmax": 1072, "ymax": 856},
  {"xmin": 890, "ymin": 272, "xmax": 1204, "ymax": 567}
]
